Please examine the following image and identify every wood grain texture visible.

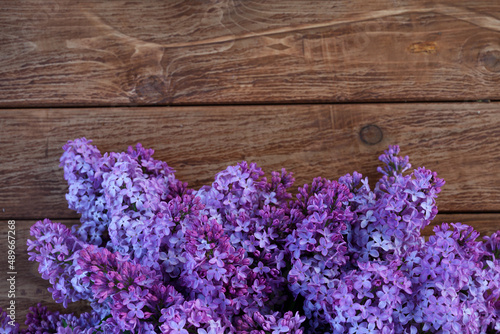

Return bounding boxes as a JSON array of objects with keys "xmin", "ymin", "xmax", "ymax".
[
  {"xmin": 1, "ymin": 1, "xmax": 500, "ymax": 106},
  {"xmin": 1, "ymin": 103, "xmax": 500, "ymax": 220},
  {"xmin": 0, "ymin": 214, "xmax": 498, "ymax": 327}
]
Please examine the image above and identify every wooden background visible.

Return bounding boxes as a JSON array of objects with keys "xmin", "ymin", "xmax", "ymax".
[{"xmin": 1, "ymin": 0, "xmax": 500, "ymax": 328}]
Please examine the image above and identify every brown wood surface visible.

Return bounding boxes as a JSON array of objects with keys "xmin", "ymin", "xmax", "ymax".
[
  {"xmin": 1, "ymin": 103, "xmax": 500, "ymax": 221},
  {"xmin": 1, "ymin": 1, "xmax": 500, "ymax": 329},
  {"xmin": 1, "ymin": 214, "xmax": 498, "ymax": 327},
  {"xmin": 1, "ymin": 1, "xmax": 500, "ymax": 106}
]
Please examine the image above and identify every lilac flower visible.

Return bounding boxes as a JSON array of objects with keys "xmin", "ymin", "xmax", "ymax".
[
  {"xmin": 253, "ymin": 261, "xmax": 271, "ymax": 274},
  {"xmin": 207, "ymin": 265, "xmax": 227, "ymax": 281},
  {"xmin": 208, "ymin": 250, "xmax": 228, "ymax": 268},
  {"xmin": 127, "ymin": 301, "xmax": 145, "ymax": 319},
  {"xmin": 0, "ymin": 307, "xmax": 19, "ymax": 334},
  {"xmin": 354, "ymin": 272, "xmax": 372, "ymax": 291},
  {"xmin": 289, "ymin": 260, "xmax": 309, "ymax": 281},
  {"xmin": 27, "ymin": 219, "xmax": 92, "ymax": 307},
  {"xmin": 25, "ymin": 140, "xmax": 500, "ymax": 334},
  {"xmin": 169, "ymin": 319, "xmax": 189, "ymax": 334},
  {"xmin": 20, "ymin": 303, "xmax": 101, "ymax": 334},
  {"xmin": 233, "ymin": 311, "xmax": 305, "ymax": 333}
]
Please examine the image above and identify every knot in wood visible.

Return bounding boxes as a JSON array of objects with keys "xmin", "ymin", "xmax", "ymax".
[
  {"xmin": 360, "ymin": 124, "xmax": 383, "ymax": 145},
  {"xmin": 480, "ymin": 50, "xmax": 500, "ymax": 72},
  {"xmin": 134, "ymin": 75, "xmax": 167, "ymax": 103}
]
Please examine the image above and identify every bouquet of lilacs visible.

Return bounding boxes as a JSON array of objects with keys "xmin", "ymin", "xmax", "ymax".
[{"xmin": 2, "ymin": 138, "xmax": 500, "ymax": 334}]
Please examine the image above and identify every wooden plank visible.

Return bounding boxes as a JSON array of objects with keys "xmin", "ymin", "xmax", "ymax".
[
  {"xmin": 1, "ymin": 1, "xmax": 500, "ymax": 106},
  {"xmin": 1, "ymin": 215, "xmax": 498, "ymax": 327},
  {"xmin": 1, "ymin": 103, "xmax": 500, "ymax": 220}
]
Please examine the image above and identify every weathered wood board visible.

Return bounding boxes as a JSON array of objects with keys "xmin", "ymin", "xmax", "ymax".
[
  {"xmin": 1, "ymin": 103, "xmax": 499, "ymax": 221},
  {"xmin": 1, "ymin": 1, "xmax": 500, "ymax": 106}
]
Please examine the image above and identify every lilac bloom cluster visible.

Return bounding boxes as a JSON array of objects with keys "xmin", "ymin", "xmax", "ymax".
[
  {"xmin": 0, "ymin": 303, "xmax": 100, "ymax": 334},
  {"xmin": 190, "ymin": 163, "xmax": 295, "ymax": 315},
  {"xmin": 400, "ymin": 223, "xmax": 500, "ymax": 333},
  {"xmin": 232, "ymin": 311, "xmax": 305, "ymax": 334},
  {"xmin": 14, "ymin": 139, "xmax": 500, "ymax": 334},
  {"xmin": 76, "ymin": 245, "xmax": 225, "ymax": 333},
  {"xmin": 284, "ymin": 175, "xmax": 415, "ymax": 333},
  {"xmin": 26, "ymin": 219, "xmax": 91, "ymax": 307},
  {"xmin": 60, "ymin": 138, "xmax": 111, "ymax": 247},
  {"xmin": 347, "ymin": 146, "xmax": 445, "ymax": 262},
  {"xmin": 285, "ymin": 177, "xmax": 354, "ymax": 329},
  {"xmin": 0, "ymin": 308, "xmax": 19, "ymax": 334}
]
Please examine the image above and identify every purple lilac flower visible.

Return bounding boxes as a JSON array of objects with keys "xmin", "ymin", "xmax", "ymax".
[
  {"xmin": 60, "ymin": 138, "xmax": 111, "ymax": 247},
  {"xmin": 285, "ymin": 176, "xmax": 354, "ymax": 330},
  {"xmin": 25, "ymin": 140, "xmax": 500, "ymax": 334},
  {"xmin": 401, "ymin": 222, "xmax": 500, "ymax": 333},
  {"xmin": 100, "ymin": 144, "xmax": 179, "ymax": 271},
  {"xmin": 61, "ymin": 138, "xmax": 184, "ymax": 279},
  {"xmin": 27, "ymin": 219, "xmax": 92, "ymax": 307},
  {"xmin": 76, "ymin": 245, "xmax": 165, "ymax": 331},
  {"xmin": 348, "ymin": 148, "xmax": 445, "ymax": 263},
  {"xmin": 158, "ymin": 295, "xmax": 225, "ymax": 333},
  {"xmin": 21, "ymin": 303, "xmax": 100, "ymax": 334},
  {"xmin": 181, "ymin": 213, "xmax": 257, "ymax": 320},
  {"xmin": 0, "ymin": 307, "xmax": 19, "ymax": 334},
  {"xmin": 232, "ymin": 311, "xmax": 305, "ymax": 333},
  {"xmin": 191, "ymin": 162, "xmax": 296, "ymax": 319}
]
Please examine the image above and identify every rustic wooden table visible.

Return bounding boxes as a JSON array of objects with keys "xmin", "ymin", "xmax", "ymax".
[{"xmin": 1, "ymin": 0, "xmax": 499, "ymax": 327}]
